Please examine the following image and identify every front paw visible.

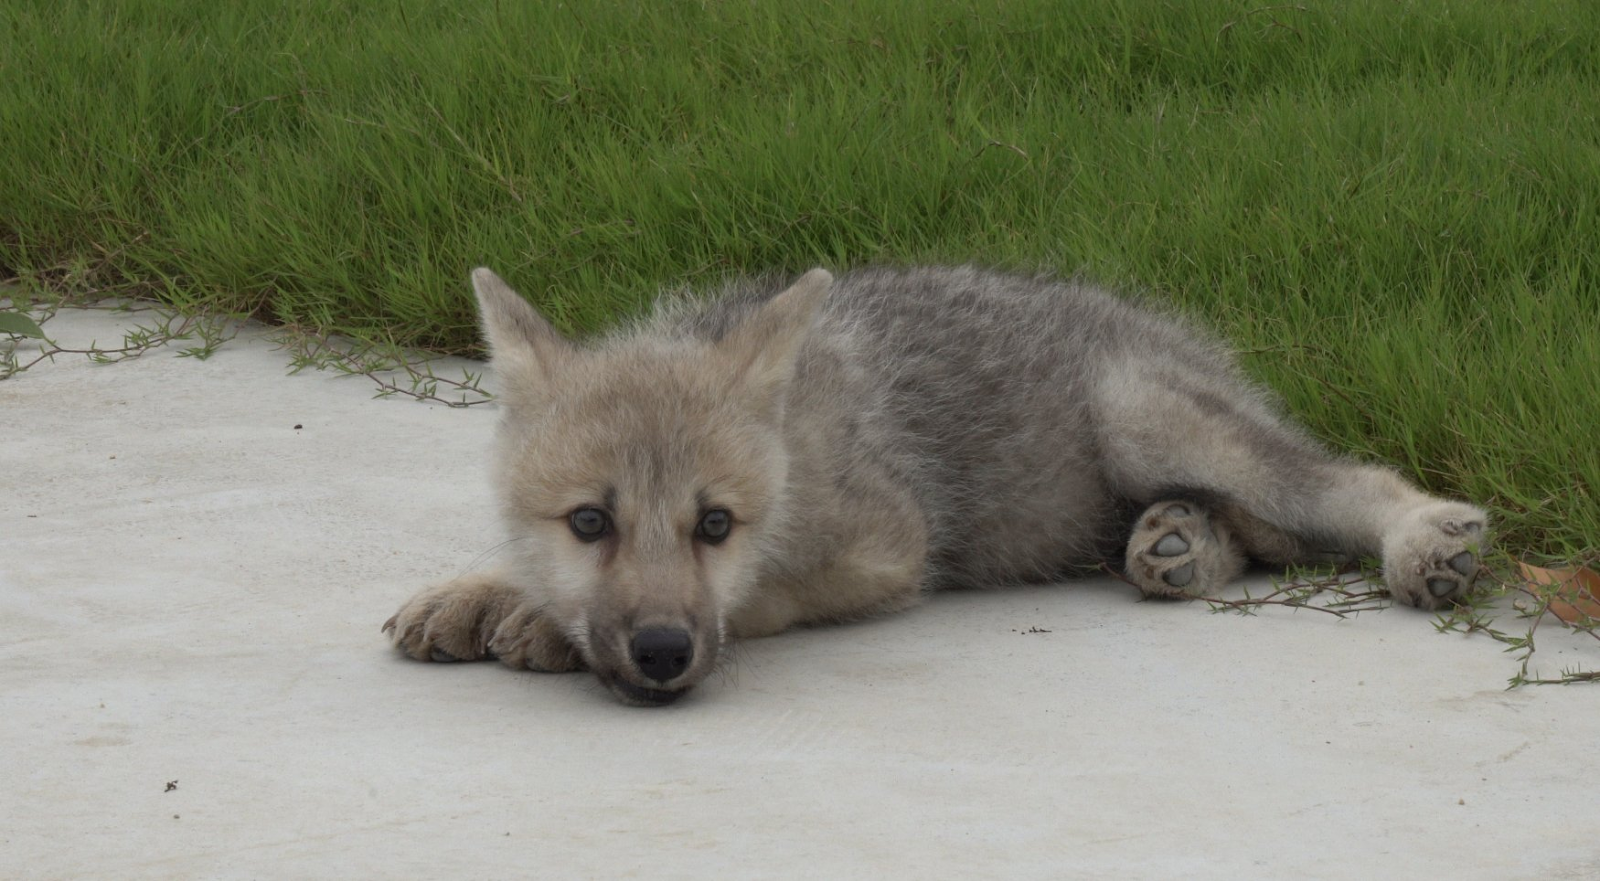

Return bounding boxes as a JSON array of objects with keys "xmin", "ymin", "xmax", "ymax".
[
  {"xmin": 487, "ymin": 603, "xmax": 585, "ymax": 673},
  {"xmin": 381, "ymin": 573, "xmax": 585, "ymax": 673},
  {"xmin": 1381, "ymin": 502, "xmax": 1490, "ymax": 609},
  {"xmin": 383, "ymin": 576, "xmax": 510, "ymax": 663}
]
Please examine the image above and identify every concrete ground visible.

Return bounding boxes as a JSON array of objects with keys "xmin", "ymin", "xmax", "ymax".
[{"xmin": 3, "ymin": 308, "xmax": 1598, "ymax": 880}]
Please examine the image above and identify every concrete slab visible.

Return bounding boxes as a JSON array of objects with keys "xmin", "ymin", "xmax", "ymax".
[{"xmin": 3, "ymin": 308, "xmax": 1598, "ymax": 880}]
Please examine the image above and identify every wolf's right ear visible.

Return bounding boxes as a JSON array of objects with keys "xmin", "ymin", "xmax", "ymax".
[
  {"xmin": 470, "ymin": 267, "xmax": 570, "ymax": 397},
  {"xmin": 722, "ymin": 267, "xmax": 834, "ymax": 400}
]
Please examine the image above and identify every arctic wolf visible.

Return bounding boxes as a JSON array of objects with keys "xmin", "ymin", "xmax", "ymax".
[{"xmin": 384, "ymin": 266, "xmax": 1488, "ymax": 706}]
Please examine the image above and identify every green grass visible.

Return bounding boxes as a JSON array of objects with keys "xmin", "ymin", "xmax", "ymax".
[{"xmin": 2, "ymin": 0, "xmax": 1597, "ymax": 558}]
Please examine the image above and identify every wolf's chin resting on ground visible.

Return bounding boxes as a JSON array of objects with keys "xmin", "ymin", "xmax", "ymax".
[{"xmin": 382, "ymin": 265, "xmax": 1489, "ymax": 706}]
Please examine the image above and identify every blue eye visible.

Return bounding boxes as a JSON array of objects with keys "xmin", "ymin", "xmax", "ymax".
[
  {"xmin": 569, "ymin": 507, "xmax": 611, "ymax": 541},
  {"xmin": 696, "ymin": 509, "xmax": 732, "ymax": 544}
]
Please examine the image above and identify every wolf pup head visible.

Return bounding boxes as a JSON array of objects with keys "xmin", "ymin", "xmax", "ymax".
[{"xmin": 471, "ymin": 267, "xmax": 832, "ymax": 706}]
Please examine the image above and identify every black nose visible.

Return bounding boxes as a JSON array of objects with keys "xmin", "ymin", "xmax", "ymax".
[{"xmin": 630, "ymin": 628, "xmax": 693, "ymax": 683}]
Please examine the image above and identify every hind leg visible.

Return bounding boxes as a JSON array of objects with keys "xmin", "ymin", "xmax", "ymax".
[
  {"xmin": 1239, "ymin": 460, "xmax": 1489, "ymax": 608},
  {"xmin": 1125, "ymin": 500, "xmax": 1247, "ymax": 598},
  {"xmin": 1097, "ymin": 357, "xmax": 1489, "ymax": 609}
]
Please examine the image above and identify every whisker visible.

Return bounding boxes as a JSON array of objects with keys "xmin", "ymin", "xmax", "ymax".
[{"xmin": 459, "ymin": 536, "xmax": 531, "ymax": 575}]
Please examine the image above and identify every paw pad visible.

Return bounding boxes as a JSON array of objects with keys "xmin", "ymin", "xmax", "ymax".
[
  {"xmin": 1127, "ymin": 500, "xmax": 1247, "ymax": 598},
  {"xmin": 1448, "ymin": 551, "xmax": 1475, "ymax": 576},
  {"xmin": 1164, "ymin": 563, "xmax": 1195, "ymax": 587},
  {"xmin": 1153, "ymin": 533, "xmax": 1189, "ymax": 557},
  {"xmin": 1427, "ymin": 578, "xmax": 1465, "ymax": 601}
]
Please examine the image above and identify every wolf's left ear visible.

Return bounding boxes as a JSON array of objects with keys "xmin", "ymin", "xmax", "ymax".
[
  {"xmin": 723, "ymin": 268, "xmax": 833, "ymax": 398},
  {"xmin": 470, "ymin": 267, "xmax": 571, "ymax": 401}
]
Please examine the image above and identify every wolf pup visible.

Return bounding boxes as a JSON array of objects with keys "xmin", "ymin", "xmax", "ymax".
[{"xmin": 384, "ymin": 266, "xmax": 1488, "ymax": 706}]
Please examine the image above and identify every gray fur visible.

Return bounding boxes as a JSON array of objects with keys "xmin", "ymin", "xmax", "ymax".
[{"xmin": 384, "ymin": 265, "xmax": 1490, "ymax": 706}]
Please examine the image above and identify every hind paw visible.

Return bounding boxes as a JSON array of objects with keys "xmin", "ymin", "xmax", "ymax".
[
  {"xmin": 1125, "ymin": 502, "xmax": 1246, "ymax": 599},
  {"xmin": 1381, "ymin": 502, "xmax": 1489, "ymax": 609}
]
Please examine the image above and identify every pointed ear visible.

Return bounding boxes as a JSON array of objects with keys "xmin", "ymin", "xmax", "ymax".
[
  {"xmin": 470, "ymin": 267, "xmax": 570, "ymax": 402},
  {"xmin": 721, "ymin": 268, "xmax": 833, "ymax": 398}
]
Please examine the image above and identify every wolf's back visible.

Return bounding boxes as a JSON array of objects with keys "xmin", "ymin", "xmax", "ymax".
[{"xmin": 665, "ymin": 266, "xmax": 1246, "ymax": 585}]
